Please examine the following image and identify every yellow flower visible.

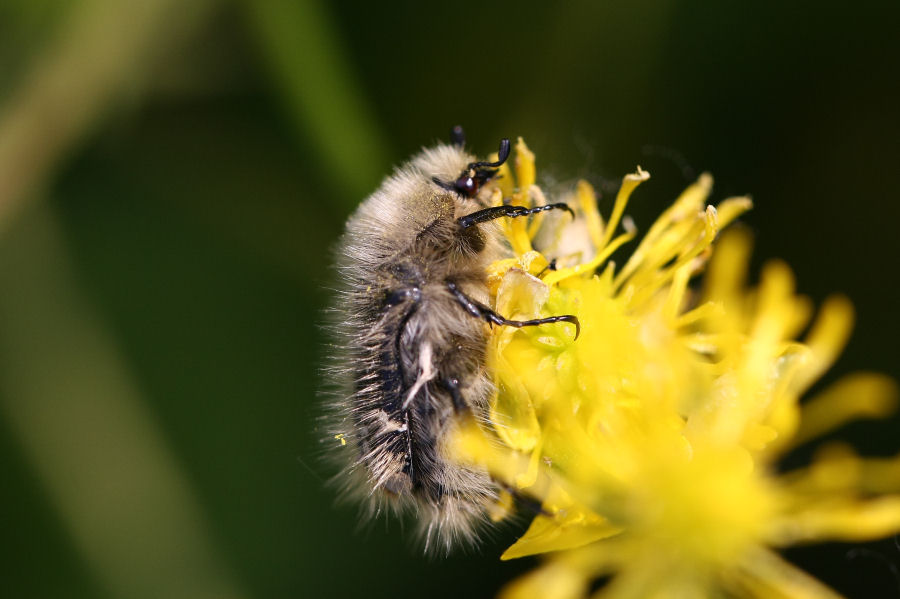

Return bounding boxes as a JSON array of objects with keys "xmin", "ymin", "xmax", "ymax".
[{"xmin": 452, "ymin": 138, "xmax": 900, "ymax": 598}]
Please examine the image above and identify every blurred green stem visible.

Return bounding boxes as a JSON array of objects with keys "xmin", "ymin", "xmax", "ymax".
[
  {"xmin": 0, "ymin": 0, "xmax": 214, "ymax": 235},
  {"xmin": 242, "ymin": 0, "xmax": 389, "ymax": 207},
  {"xmin": 0, "ymin": 202, "xmax": 248, "ymax": 599}
]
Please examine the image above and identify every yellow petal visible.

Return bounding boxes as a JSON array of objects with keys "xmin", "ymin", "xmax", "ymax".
[
  {"xmin": 514, "ymin": 137, "xmax": 536, "ymax": 191},
  {"xmin": 598, "ymin": 167, "xmax": 649, "ymax": 251},
  {"xmin": 545, "ymin": 231, "xmax": 635, "ymax": 287},
  {"xmin": 528, "ymin": 185, "xmax": 549, "ymax": 239},
  {"xmin": 505, "ymin": 138, "xmax": 536, "ymax": 255},
  {"xmin": 490, "ymin": 370, "xmax": 541, "ymax": 452},
  {"xmin": 792, "ymin": 373, "xmax": 898, "ymax": 448},
  {"xmin": 780, "ymin": 443, "xmax": 862, "ymax": 498},
  {"xmin": 495, "ymin": 161, "xmax": 515, "ymax": 197},
  {"xmin": 702, "ymin": 227, "xmax": 752, "ymax": 313},
  {"xmin": 729, "ymin": 548, "xmax": 845, "ymax": 599},
  {"xmin": 774, "ymin": 496, "xmax": 900, "ymax": 544},
  {"xmin": 502, "ymin": 511, "xmax": 621, "ymax": 560},
  {"xmin": 488, "ymin": 488, "xmax": 516, "ymax": 522},
  {"xmin": 495, "ymin": 268, "xmax": 549, "ymax": 320},
  {"xmin": 448, "ymin": 417, "xmax": 534, "ymax": 485},
  {"xmin": 614, "ymin": 171, "xmax": 709, "ymax": 287},
  {"xmin": 499, "ymin": 560, "xmax": 588, "ymax": 599},
  {"xmin": 779, "ymin": 444, "xmax": 900, "ymax": 498},
  {"xmin": 715, "ymin": 196, "xmax": 753, "ymax": 230},
  {"xmin": 577, "ymin": 180, "xmax": 605, "ymax": 249},
  {"xmin": 792, "ymin": 295, "xmax": 855, "ymax": 394},
  {"xmin": 859, "ymin": 456, "xmax": 900, "ymax": 495}
]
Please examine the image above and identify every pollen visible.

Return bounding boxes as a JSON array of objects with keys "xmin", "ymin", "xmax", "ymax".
[{"xmin": 450, "ymin": 139, "xmax": 900, "ymax": 598}]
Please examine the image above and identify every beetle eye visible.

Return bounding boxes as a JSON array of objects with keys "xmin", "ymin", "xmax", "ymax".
[
  {"xmin": 431, "ymin": 138, "xmax": 510, "ymax": 198},
  {"xmin": 455, "ymin": 175, "xmax": 478, "ymax": 197}
]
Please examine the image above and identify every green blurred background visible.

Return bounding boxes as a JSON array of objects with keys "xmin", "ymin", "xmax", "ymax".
[{"xmin": 1, "ymin": 1, "xmax": 898, "ymax": 597}]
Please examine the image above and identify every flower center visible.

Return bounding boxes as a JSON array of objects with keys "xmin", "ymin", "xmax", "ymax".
[{"xmin": 632, "ymin": 445, "xmax": 774, "ymax": 568}]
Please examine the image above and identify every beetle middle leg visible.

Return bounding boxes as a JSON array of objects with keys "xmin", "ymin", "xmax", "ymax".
[{"xmin": 446, "ymin": 282, "xmax": 580, "ymax": 340}]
